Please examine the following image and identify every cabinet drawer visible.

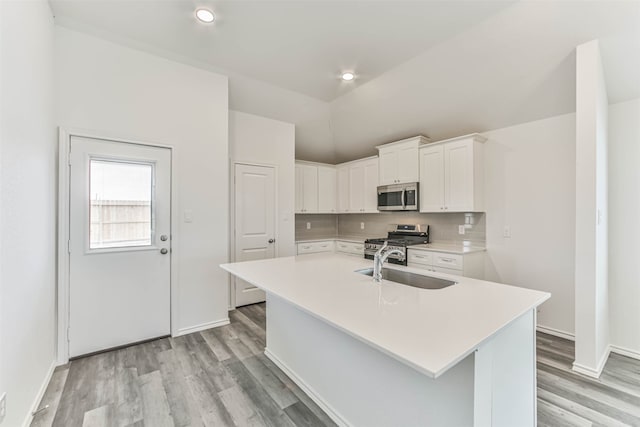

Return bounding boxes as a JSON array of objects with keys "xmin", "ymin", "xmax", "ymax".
[
  {"xmin": 297, "ymin": 241, "xmax": 335, "ymax": 254},
  {"xmin": 336, "ymin": 241, "xmax": 364, "ymax": 255},
  {"xmin": 407, "ymin": 251, "xmax": 433, "ymax": 266},
  {"xmin": 432, "ymin": 252, "xmax": 463, "ymax": 271},
  {"xmin": 432, "ymin": 266, "xmax": 462, "ymax": 276}
]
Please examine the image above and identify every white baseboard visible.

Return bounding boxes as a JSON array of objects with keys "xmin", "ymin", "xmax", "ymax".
[
  {"xmin": 175, "ymin": 318, "xmax": 229, "ymax": 337},
  {"xmin": 610, "ymin": 344, "xmax": 640, "ymax": 361},
  {"xmin": 536, "ymin": 325, "xmax": 575, "ymax": 341},
  {"xmin": 264, "ymin": 348, "xmax": 350, "ymax": 427},
  {"xmin": 22, "ymin": 360, "xmax": 56, "ymax": 427},
  {"xmin": 572, "ymin": 345, "xmax": 611, "ymax": 379}
]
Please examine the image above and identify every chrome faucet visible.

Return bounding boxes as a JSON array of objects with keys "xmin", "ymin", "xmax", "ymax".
[{"xmin": 373, "ymin": 241, "xmax": 405, "ymax": 282}]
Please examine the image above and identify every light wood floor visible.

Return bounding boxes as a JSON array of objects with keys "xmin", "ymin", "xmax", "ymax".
[{"xmin": 32, "ymin": 304, "xmax": 640, "ymax": 427}]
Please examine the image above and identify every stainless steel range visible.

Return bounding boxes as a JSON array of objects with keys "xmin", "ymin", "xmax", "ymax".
[{"xmin": 364, "ymin": 224, "xmax": 430, "ymax": 266}]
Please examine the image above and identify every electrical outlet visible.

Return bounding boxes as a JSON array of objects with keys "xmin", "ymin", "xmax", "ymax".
[
  {"xmin": 503, "ymin": 226, "xmax": 511, "ymax": 238},
  {"xmin": 306, "ymin": 222, "xmax": 311, "ymax": 230},
  {"xmin": 360, "ymin": 222, "xmax": 365, "ymax": 230},
  {"xmin": 458, "ymin": 225, "xmax": 465, "ymax": 235},
  {"xmin": 0, "ymin": 392, "xmax": 7, "ymax": 421}
]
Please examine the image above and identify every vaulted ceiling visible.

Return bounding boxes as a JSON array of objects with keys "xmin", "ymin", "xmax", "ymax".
[{"xmin": 51, "ymin": 0, "xmax": 640, "ymax": 163}]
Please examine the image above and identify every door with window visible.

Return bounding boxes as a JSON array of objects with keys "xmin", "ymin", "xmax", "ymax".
[
  {"xmin": 234, "ymin": 163, "xmax": 276, "ymax": 307},
  {"xmin": 69, "ymin": 136, "xmax": 171, "ymax": 357}
]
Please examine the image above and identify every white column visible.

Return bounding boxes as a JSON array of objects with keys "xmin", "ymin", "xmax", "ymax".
[{"xmin": 573, "ymin": 40, "xmax": 610, "ymax": 378}]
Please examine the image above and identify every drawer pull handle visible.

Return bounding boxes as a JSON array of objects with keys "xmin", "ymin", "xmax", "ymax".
[
  {"xmin": 441, "ymin": 258, "xmax": 455, "ymax": 262},
  {"xmin": 414, "ymin": 255, "xmax": 425, "ymax": 259}
]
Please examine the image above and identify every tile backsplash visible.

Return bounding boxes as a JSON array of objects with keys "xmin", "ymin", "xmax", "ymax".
[
  {"xmin": 294, "ymin": 214, "xmax": 338, "ymax": 240},
  {"xmin": 296, "ymin": 212, "xmax": 486, "ymax": 246}
]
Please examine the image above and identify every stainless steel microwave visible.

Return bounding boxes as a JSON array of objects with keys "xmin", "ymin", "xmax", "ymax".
[{"xmin": 377, "ymin": 183, "xmax": 419, "ymax": 211}]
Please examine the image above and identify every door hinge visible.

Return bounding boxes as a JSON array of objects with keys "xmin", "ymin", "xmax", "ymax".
[
  {"xmin": 68, "ymin": 240, "xmax": 71, "ymax": 254},
  {"xmin": 66, "ymin": 326, "xmax": 70, "ymax": 342}
]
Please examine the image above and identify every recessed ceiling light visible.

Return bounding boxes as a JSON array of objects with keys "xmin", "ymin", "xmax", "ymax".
[
  {"xmin": 195, "ymin": 8, "xmax": 215, "ymax": 23},
  {"xmin": 341, "ymin": 72, "xmax": 355, "ymax": 81}
]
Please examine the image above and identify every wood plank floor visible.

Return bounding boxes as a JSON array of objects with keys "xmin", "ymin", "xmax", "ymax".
[
  {"xmin": 537, "ymin": 333, "xmax": 640, "ymax": 426},
  {"xmin": 32, "ymin": 304, "xmax": 640, "ymax": 426}
]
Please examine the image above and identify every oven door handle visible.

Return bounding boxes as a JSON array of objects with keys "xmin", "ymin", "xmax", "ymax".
[{"xmin": 401, "ymin": 188, "xmax": 406, "ymax": 209}]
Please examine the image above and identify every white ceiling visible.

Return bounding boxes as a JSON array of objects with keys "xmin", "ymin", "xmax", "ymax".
[
  {"xmin": 50, "ymin": 0, "xmax": 640, "ymax": 163},
  {"xmin": 50, "ymin": 0, "xmax": 515, "ymax": 101}
]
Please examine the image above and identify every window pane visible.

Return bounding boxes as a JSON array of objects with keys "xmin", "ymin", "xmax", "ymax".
[{"xmin": 90, "ymin": 160, "xmax": 153, "ymax": 249}]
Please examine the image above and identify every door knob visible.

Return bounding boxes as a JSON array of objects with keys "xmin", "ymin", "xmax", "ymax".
[
  {"xmin": 160, "ymin": 235, "xmax": 168, "ymax": 241},
  {"xmin": 160, "ymin": 248, "xmax": 169, "ymax": 254},
  {"xmin": 268, "ymin": 239, "xmax": 275, "ymax": 244}
]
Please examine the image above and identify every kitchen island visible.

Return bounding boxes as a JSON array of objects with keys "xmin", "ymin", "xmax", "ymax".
[{"xmin": 221, "ymin": 253, "xmax": 550, "ymax": 427}]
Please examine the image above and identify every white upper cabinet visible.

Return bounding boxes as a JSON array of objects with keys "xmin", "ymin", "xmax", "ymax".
[
  {"xmin": 418, "ymin": 144, "xmax": 445, "ymax": 212},
  {"xmin": 362, "ymin": 159, "xmax": 379, "ymax": 212},
  {"xmin": 336, "ymin": 165, "xmax": 350, "ymax": 213},
  {"xmin": 295, "ymin": 162, "xmax": 320, "ymax": 213},
  {"xmin": 377, "ymin": 136, "xmax": 429, "ymax": 185},
  {"xmin": 317, "ymin": 166, "xmax": 337, "ymax": 213},
  {"xmin": 419, "ymin": 134, "xmax": 486, "ymax": 213},
  {"xmin": 337, "ymin": 157, "xmax": 379, "ymax": 214}
]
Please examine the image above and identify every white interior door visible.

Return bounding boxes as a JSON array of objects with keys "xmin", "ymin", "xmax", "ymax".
[
  {"xmin": 69, "ymin": 136, "xmax": 171, "ymax": 358},
  {"xmin": 234, "ymin": 164, "xmax": 276, "ymax": 307}
]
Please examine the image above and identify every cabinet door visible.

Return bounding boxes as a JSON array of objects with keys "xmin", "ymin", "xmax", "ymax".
[
  {"xmin": 363, "ymin": 159, "xmax": 379, "ymax": 213},
  {"xmin": 444, "ymin": 140, "xmax": 473, "ymax": 212},
  {"xmin": 337, "ymin": 166, "xmax": 350, "ymax": 213},
  {"xmin": 300, "ymin": 164, "xmax": 318, "ymax": 213},
  {"xmin": 348, "ymin": 163, "xmax": 365, "ymax": 212},
  {"xmin": 378, "ymin": 148, "xmax": 398, "ymax": 185},
  {"xmin": 317, "ymin": 166, "xmax": 336, "ymax": 213},
  {"xmin": 396, "ymin": 145, "xmax": 419, "ymax": 183},
  {"xmin": 419, "ymin": 145, "xmax": 445, "ymax": 212},
  {"xmin": 294, "ymin": 164, "xmax": 304, "ymax": 213}
]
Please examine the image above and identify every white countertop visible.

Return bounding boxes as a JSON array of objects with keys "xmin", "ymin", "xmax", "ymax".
[
  {"xmin": 221, "ymin": 253, "xmax": 549, "ymax": 378},
  {"xmin": 409, "ymin": 243, "xmax": 486, "ymax": 254},
  {"xmin": 295, "ymin": 236, "xmax": 365, "ymax": 244}
]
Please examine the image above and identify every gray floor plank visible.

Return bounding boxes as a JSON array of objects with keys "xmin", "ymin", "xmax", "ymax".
[
  {"xmin": 240, "ymin": 355, "xmax": 298, "ymax": 409},
  {"xmin": 34, "ymin": 306, "xmax": 640, "ymax": 427},
  {"xmin": 223, "ymin": 359, "xmax": 297, "ymax": 427},
  {"xmin": 82, "ymin": 405, "xmax": 113, "ymax": 427},
  {"xmin": 537, "ymin": 398, "xmax": 593, "ymax": 427},
  {"xmin": 113, "ymin": 348, "xmax": 144, "ymax": 427},
  {"xmin": 31, "ymin": 367, "xmax": 70, "ymax": 427},
  {"xmin": 183, "ymin": 373, "xmax": 234, "ymax": 427},
  {"xmin": 218, "ymin": 385, "xmax": 268, "ymax": 427},
  {"xmin": 284, "ymin": 400, "xmax": 328, "ymax": 427},
  {"xmin": 138, "ymin": 371, "xmax": 175, "ymax": 427},
  {"xmin": 156, "ymin": 348, "xmax": 204, "ymax": 427}
]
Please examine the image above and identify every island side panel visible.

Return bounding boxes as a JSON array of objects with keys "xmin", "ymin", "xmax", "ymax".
[
  {"xmin": 264, "ymin": 294, "xmax": 475, "ymax": 427},
  {"xmin": 474, "ymin": 309, "xmax": 537, "ymax": 427}
]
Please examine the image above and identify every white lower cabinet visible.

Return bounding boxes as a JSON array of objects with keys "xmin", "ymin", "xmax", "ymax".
[
  {"xmin": 297, "ymin": 240, "xmax": 364, "ymax": 256},
  {"xmin": 407, "ymin": 248, "xmax": 484, "ymax": 279},
  {"xmin": 297, "ymin": 241, "xmax": 335, "ymax": 255},
  {"xmin": 335, "ymin": 240, "xmax": 365, "ymax": 256}
]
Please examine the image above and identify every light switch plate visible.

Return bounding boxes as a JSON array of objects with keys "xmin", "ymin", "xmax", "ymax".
[
  {"xmin": 503, "ymin": 226, "xmax": 511, "ymax": 238},
  {"xmin": 183, "ymin": 210, "xmax": 193, "ymax": 223},
  {"xmin": 306, "ymin": 222, "xmax": 311, "ymax": 230},
  {"xmin": 458, "ymin": 225, "xmax": 465, "ymax": 235},
  {"xmin": 360, "ymin": 222, "xmax": 365, "ymax": 230}
]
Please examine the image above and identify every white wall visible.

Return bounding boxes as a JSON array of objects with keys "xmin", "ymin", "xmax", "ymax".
[
  {"xmin": 229, "ymin": 110, "xmax": 296, "ymax": 258},
  {"xmin": 573, "ymin": 40, "xmax": 609, "ymax": 376},
  {"xmin": 483, "ymin": 113, "xmax": 576, "ymax": 336},
  {"xmin": 0, "ymin": 1, "xmax": 57, "ymax": 426},
  {"xmin": 608, "ymin": 98, "xmax": 640, "ymax": 355},
  {"xmin": 55, "ymin": 27, "xmax": 230, "ymax": 335}
]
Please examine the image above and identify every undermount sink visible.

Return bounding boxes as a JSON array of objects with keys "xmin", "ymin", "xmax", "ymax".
[{"xmin": 356, "ymin": 267, "xmax": 457, "ymax": 290}]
